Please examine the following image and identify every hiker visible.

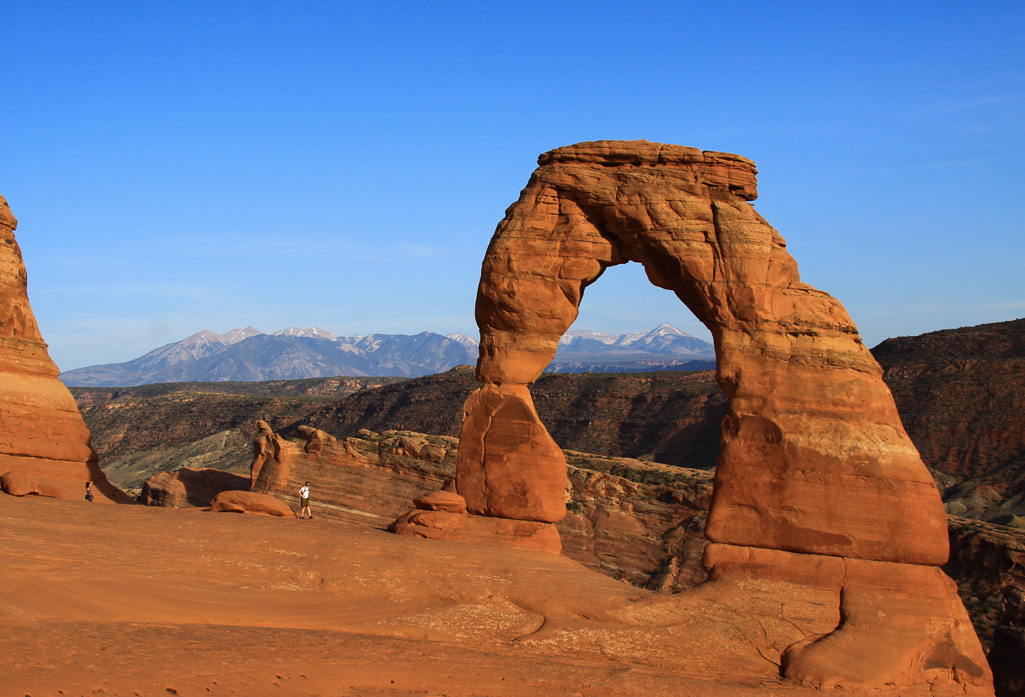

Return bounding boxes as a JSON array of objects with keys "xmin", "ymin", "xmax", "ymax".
[
  {"xmin": 85, "ymin": 481, "xmax": 94, "ymax": 502},
  {"xmin": 298, "ymin": 481, "xmax": 312, "ymax": 519}
]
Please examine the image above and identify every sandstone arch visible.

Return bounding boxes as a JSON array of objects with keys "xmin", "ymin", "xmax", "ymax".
[
  {"xmin": 453, "ymin": 142, "xmax": 991, "ymax": 692},
  {"xmin": 461, "ymin": 140, "xmax": 944, "ymax": 562}
]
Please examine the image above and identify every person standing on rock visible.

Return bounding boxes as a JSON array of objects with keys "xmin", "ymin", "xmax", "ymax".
[
  {"xmin": 85, "ymin": 481, "xmax": 93, "ymax": 502},
  {"xmin": 298, "ymin": 482, "xmax": 312, "ymax": 519}
]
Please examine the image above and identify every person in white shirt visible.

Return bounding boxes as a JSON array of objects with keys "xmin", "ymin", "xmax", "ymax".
[{"xmin": 298, "ymin": 482, "xmax": 312, "ymax": 519}]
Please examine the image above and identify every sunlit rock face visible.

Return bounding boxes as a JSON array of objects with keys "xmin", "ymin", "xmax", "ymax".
[
  {"xmin": 456, "ymin": 141, "xmax": 992, "ymax": 694},
  {"xmin": 0, "ymin": 195, "xmax": 128, "ymax": 503}
]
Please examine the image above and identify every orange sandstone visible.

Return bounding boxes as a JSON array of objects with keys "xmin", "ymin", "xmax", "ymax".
[
  {"xmin": 432, "ymin": 141, "xmax": 992, "ymax": 694},
  {"xmin": 0, "ymin": 195, "xmax": 128, "ymax": 503}
]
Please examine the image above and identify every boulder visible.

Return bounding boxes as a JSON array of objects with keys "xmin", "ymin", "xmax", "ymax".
[
  {"xmin": 413, "ymin": 490, "xmax": 467, "ymax": 514},
  {"xmin": 140, "ymin": 468, "xmax": 250, "ymax": 508},
  {"xmin": 209, "ymin": 490, "xmax": 293, "ymax": 517},
  {"xmin": 0, "ymin": 469, "xmax": 63, "ymax": 499}
]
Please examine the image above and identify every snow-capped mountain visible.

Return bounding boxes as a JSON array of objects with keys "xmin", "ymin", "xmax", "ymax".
[
  {"xmin": 548, "ymin": 323, "xmax": 715, "ymax": 373},
  {"xmin": 272, "ymin": 326, "xmax": 340, "ymax": 341},
  {"xmin": 221, "ymin": 326, "xmax": 263, "ymax": 345},
  {"xmin": 59, "ymin": 324, "xmax": 715, "ymax": 386},
  {"xmin": 558, "ymin": 329, "xmax": 619, "ymax": 346},
  {"xmin": 556, "ymin": 323, "xmax": 712, "ymax": 357},
  {"xmin": 445, "ymin": 333, "xmax": 480, "ymax": 351}
]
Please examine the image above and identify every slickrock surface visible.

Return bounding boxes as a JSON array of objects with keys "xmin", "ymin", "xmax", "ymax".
[
  {"xmin": 144, "ymin": 424, "xmax": 1025, "ymax": 691},
  {"xmin": 456, "ymin": 141, "xmax": 990, "ymax": 693},
  {"xmin": 0, "ymin": 194, "xmax": 127, "ymax": 504},
  {"xmin": 0, "ymin": 493, "xmax": 978, "ymax": 697}
]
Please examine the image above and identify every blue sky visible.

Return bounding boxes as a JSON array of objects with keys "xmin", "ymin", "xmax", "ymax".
[{"xmin": 3, "ymin": 1, "xmax": 1023, "ymax": 370}]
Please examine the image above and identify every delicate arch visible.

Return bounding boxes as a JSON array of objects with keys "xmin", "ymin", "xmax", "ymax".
[{"xmin": 457, "ymin": 140, "xmax": 947, "ymax": 565}]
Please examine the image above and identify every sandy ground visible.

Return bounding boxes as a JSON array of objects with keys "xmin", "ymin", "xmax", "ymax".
[{"xmin": 1, "ymin": 494, "xmax": 859, "ymax": 697}]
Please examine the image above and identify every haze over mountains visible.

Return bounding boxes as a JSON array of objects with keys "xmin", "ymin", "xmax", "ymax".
[{"xmin": 59, "ymin": 324, "xmax": 716, "ymax": 387}]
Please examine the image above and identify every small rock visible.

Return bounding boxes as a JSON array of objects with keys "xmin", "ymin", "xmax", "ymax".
[{"xmin": 413, "ymin": 490, "xmax": 467, "ymax": 514}]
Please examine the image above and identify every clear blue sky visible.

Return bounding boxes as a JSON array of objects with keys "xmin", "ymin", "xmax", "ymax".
[{"xmin": 3, "ymin": 1, "xmax": 1023, "ymax": 370}]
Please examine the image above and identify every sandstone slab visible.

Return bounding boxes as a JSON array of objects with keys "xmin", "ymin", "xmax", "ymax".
[
  {"xmin": 704, "ymin": 543, "xmax": 990, "ymax": 691},
  {"xmin": 413, "ymin": 489, "xmax": 467, "ymax": 513}
]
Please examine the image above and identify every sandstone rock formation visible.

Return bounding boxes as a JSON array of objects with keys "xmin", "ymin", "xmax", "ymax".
[
  {"xmin": 140, "ymin": 467, "xmax": 250, "ymax": 508},
  {"xmin": 945, "ymin": 516, "xmax": 1025, "ymax": 649},
  {"xmin": 0, "ymin": 195, "xmax": 128, "ymax": 503},
  {"xmin": 445, "ymin": 141, "xmax": 991, "ymax": 693},
  {"xmin": 988, "ymin": 588, "xmax": 1025, "ymax": 697},
  {"xmin": 390, "ymin": 481, "xmax": 562, "ymax": 553},
  {"xmin": 209, "ymin": 490, "xmax": 293, "ymax": 516},
  {"xmin": 0, "ymin": 469, "xmax": 64, "ymax": 498},
  {"xmin": 249, "ymin": 421, "xmax": 460, "ymax": 524}
]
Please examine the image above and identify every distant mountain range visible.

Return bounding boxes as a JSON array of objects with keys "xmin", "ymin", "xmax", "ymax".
[
  {"xmin": 59, "ymin": 324, "xmax": 716, "ymax": 387},
  {"xmin": 549, "ymin": 323, "xmax": 715, "ymax": 373}
]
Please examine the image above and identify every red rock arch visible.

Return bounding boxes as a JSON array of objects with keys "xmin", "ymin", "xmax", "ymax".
[
  {"xmin": 453, "ymin": 142, "xmax": 991, "ymax": 691},
  {"xmin": 459, "ymin": 140, "xmax": 946, "ymax": 564}
]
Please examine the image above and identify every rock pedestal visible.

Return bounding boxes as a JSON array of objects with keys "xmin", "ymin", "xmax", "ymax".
[
  {"xmin": 441, "ymin": 141, "xmax": 992, "ymax": 694},
  {"xmin": 0, "ymin": 195, "xmax": 128, "ymax": 504},
  {"xmin": 389, "ymin": 485, "xmax": 561, "ymax": 554}
]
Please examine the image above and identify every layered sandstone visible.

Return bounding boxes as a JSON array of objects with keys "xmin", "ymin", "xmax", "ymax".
[
  {"xmin": 159, "ymin": 420, "xmax": 696, "ymax": 582},
  {"xmin": 448, "ymin": 141, "xmax": 991, "ymax": 693},
  {"xmin": 249, "ymin": 422, "xmax": 460, "ymax": 524},
  {"xmin": 0, "ymin": 195, "xmax": 127, "ymax": 503}
]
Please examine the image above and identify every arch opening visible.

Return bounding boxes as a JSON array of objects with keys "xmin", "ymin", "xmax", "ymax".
[{"xmin": 536, "ymin": 259, "xmax": 722, "ymax": 471}]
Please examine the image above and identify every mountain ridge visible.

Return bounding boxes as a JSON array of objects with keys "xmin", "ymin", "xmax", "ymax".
[{"xmin": 60, "ymin": 324, "xmax": 716, "ymax": 386}]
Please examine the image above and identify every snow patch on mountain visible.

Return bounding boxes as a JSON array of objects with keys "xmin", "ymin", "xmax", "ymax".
[{"xmin": 445, "ymin": 333, "xmax": 480, "ymax": 350}]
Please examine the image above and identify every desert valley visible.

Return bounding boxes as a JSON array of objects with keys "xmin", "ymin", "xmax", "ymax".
[{"xmin": 3, "ymin": 140, "xmax": 1024, "ymax": 697}]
